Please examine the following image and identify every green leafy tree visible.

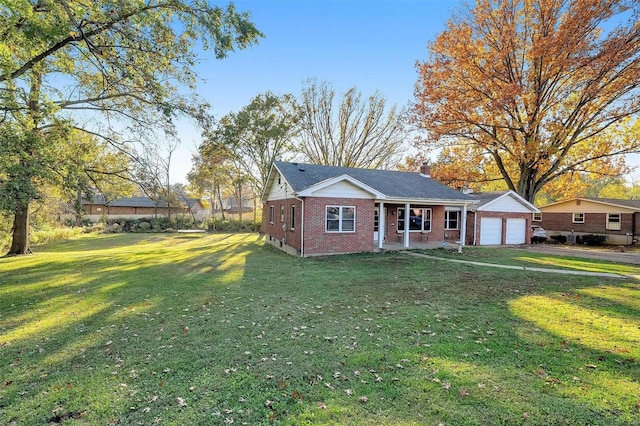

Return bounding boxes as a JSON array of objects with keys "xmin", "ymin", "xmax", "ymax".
[
  {"xmin": 188, "ymin": 145, "xmax": 233, "ymax": 221},
  {"xmin": 0, "ymin": 0, "xmax": 262, "ymax": 255},
  {"xmin": 201, "ymin": 92, "xmax": 300, "ymax": 196}
]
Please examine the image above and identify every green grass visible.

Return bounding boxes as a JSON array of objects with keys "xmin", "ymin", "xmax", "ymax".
[{"xmin": 1, "ymin": 234, "xmax": 639, "ymax": 425}]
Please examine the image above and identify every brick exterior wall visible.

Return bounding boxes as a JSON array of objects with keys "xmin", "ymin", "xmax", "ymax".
[
  {"xmin": 465, "ymin": 211, "xmax": 533, "ymax": 245},
  {"xmin": 303, "ymin": 197, "xmax": 375, "ymax": 256},
  {"xmin": 383, "ymin": 204, "xmax": 448, "ymax": 243},
  {"xmin": 263, "ymin": 199, "xmax": 489, "ymax": 255},
  {"xmin": 262, "ymin": 199, "xmax": 304, "ymax": 255},
  {"xmin": 540, "ymin": 212, "xmax": 640, "ymax": 244}
]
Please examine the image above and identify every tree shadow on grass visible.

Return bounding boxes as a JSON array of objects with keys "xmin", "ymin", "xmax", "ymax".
[{"xmin": 1, "ymin": 241, "xmax": 638, "ymax": 425}]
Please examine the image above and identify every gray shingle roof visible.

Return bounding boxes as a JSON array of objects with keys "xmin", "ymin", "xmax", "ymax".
[
  {"xmin": 84, "ymin": 195, "xmax": 201, "ymax": 209},
  {"xmin": 274, "ymin": 161, "xmax": 473, "ymax": 202},
  {"xmin": 84, "ymin": 195, "xmax": 169, "ymax": 208},
  {"xmin": 467, "ymin": 191, "xmax": 508, "ymax": 208}
]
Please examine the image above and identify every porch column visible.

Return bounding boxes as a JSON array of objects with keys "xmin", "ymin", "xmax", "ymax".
[
  {"xmin": 378, "ymin": 202, "xmax": 385, "ymax": 249},
  {"xmin": 458, "ymin": 204, "xmax": 467, "ymax": 253},
  {"xmin": 404, "ymin": 203, "xmax": 410, "ymax": 248}
]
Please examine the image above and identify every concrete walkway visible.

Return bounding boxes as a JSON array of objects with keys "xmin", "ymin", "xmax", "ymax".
[{"xmin": 402, "ymin": 251, "xmax": 633, "ymax": 279}]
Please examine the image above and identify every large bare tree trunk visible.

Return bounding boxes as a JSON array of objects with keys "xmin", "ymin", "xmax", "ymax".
[{"xmin": 7, "ymin": 202, "xmax": 31, "ymax": 256}]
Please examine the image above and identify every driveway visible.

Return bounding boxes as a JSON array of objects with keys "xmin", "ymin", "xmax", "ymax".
[{"xmin": 518, "ymin": 244, "xmax": 640, "ymax": 265}]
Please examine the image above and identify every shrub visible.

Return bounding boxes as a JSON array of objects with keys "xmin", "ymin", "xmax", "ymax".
[
  {"xmin": 550, "ymin": 235, "xmax": 567, "ymax": 244},
  {"xmin": 202, "ymin": 218, "xmax": 260, "ymax": 232},
  {"xmin": 138, "ymin": 221, "xmax": 152, "ymax": 231},
  {"xmin": 30, "ymin": 226, "xmax": 83, "ymax": 246},
  {"xmin": 580, "ymin": 234, "xmax": 607, "ymax": 246}
]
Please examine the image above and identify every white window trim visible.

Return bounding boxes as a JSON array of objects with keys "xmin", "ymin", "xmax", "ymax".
[
  {"xmin": 290, "ymin": 204, "xmax": 296, "ymax": 230},
  {"xmin": 280, "ymin": 205, "xmax": 285, "ymax": 223},
  {"xmin": 572, "ymin": 212, "xmax": 585, "ymax": 223},
  {"xmin": 606, "ymin": 213, "xmax": 621, "ymax": 230},
  {"xmin": 444, "ymin": 210, "xmax": 459, "ymax": 230},
  {"xmin": 533, "ymin": 212, "xmax": 542, "ymax": 222},
  {"xmin": 325, "ymin": 205, "xmax": 356, "ymax": 233},
  {"xmin": 397, "ymin": 207, "xmax": 432, "ymax": 233}
]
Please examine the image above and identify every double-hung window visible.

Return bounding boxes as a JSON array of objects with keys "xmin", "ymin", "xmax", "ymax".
[
  {"xmin": 533, "ymin": 212, "xmax": 542, "ymax": 222},
  {"xmin": 290, "ymin": 205, "xmax": 296, "ymax": 230},
  {"xmin": 444, "ymin": 210, "xmax": 459, "ymax": 230},
  {"xmin": 606, "ymin": 213, "xmax": 621, "ymax": 230},
  {"xmin": 398, "ymin": 207, "xmax": 432, "ymax": 232},
  {"xmin": 572, "ymin": 212, "xmax": 585, "ymax": 223},
  {"xmin": 268, "ymin": 205, "xmax": 275, "ymax": 224},
  {"xmin": 280, "ymin": 205, "xmax": 285, "ymax": 222},
  {"xmin": 326, "ymin": 206, "xmax": 355, "ymax": 232}
]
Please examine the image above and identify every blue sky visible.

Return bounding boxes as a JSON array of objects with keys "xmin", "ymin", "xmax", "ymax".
[
  {"xmin": 170, "ymin": 0, "xmax": 639, "ymax": 184},
  {"xmin": 171, "ymin": 0, "xmax": 459, "ymax": 183}
]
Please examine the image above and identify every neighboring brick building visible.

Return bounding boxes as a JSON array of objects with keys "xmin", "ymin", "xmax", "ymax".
[
  {"xmin": 82, "ymin": 195, "xmax": 205, "ymax": 221},
  {"xmin": 261, "ymin": 161, "xmax": 477, "ymax": 257},
  {"xmin": 539, "ymin": 198, "xmax": 640, "ymax": 245}
]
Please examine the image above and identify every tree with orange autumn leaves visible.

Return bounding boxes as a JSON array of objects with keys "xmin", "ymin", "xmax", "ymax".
[{"xmin": 413, "ymin": 0, "xmax": 640, "ymax": 202}]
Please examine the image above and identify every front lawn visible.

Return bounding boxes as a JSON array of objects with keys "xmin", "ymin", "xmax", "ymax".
[
  {"xmin": 422, "ymin": 246, "xmax": 640, "ymax": 277},
  {"xmin": 1, "ymin": 234, "xmax": 638, "ymax": 425}
]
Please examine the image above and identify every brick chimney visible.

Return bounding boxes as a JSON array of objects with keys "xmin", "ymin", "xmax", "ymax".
[{"xmin": 419, "ymin": 162, "xmax": 431, "ymax": 177}]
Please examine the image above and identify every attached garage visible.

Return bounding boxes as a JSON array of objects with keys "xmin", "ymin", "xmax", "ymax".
[
  {"xmin": 505, "ymin": 218, "xmax": 526, "ymax": 244},
  {"xmin": 480, "ymin": 217, "xmax": 502, "ymax": 245},
  {"xmin": 466, "ymin": 191, "xmax": 540, "ymax": 246}
]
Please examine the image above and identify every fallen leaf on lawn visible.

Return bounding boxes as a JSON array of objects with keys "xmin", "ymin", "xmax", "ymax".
[
  {"xmin": 316, "ymin": 401, "xmax": 327, "ymax": 409},
  {"xmin": 442, "ymin": 381, "xmax": 451, "ymax": 390},
  {"xmin": 142, "ymin": 407, "xmax": 151, "ymax": 413},
  {"xmin": 533, "ymin": 368, "xmax": 547, "ymax": 378},
  {"xmin": 585, "ymin": 364, "xmax": 597, "ymax": 369},
  {"xmin": 358, "ymin": 396, "xmax": 368, "ymax": 403},
  {"xmin": 459, "ymin": 388, "xmax": 470, "ymax": 397},
  {"xmin": 545, "ymin": 377, "xmax": 560, "ymax": 385},
  {"xmin": 177, "ymin": 397, "xmax": 187, "ymax": 407},
  {"xmin": 265, "ymin": 400, "xmax": 274, "ymax": 409},
  {"xmin": 345, "ymin": 389, "xmax": 353, "ymax": 397}
]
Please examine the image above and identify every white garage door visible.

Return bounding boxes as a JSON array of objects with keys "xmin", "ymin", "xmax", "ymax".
[
  {"xmin": 480, "ymin": 218, "xmax": 502, "ymax": 245},
  {"xmin": 505, "ymin": 218, "xmax": 526, "ymax": 244}
]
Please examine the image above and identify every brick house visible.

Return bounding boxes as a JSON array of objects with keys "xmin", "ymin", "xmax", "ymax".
[
  {"xmin": 261, "ymin": 161, "xmax": 477, "ymax": 257},
  {"xmin": 83, "ymin": 195, "xmax": 205, "ymax": 221},
  {"xmin": 538, "ymin": 198, "xmax": 640, "ymax": 245},
  {"xmin": 465, "ymin": 191, "xmax": 540, "ymax": 245}
]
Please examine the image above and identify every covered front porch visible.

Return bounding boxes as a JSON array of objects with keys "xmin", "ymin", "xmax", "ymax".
[{"xmin": 373, "ymin": 200, "xmax": 470, "ymax": 252}]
